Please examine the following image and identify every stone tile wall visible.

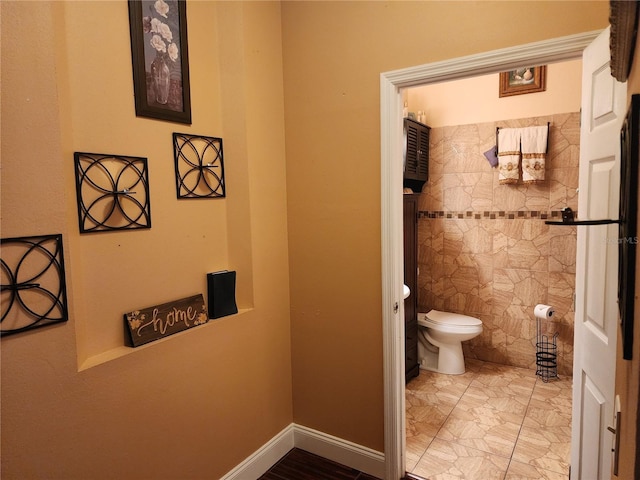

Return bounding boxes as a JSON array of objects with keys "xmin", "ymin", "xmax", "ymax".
[{"xmin": 417, "ymin": 112, "xmax": 580, "ymax": 376}]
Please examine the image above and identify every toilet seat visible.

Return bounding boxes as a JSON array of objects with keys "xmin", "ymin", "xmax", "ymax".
[{"xmin": 418, "ymin": 309, "xmax": 482, "ymax": 334}]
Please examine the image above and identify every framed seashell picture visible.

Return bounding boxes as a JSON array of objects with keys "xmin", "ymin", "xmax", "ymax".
[{"xmin": 499, "ymin": 65, "xmax": 547, "ymax": 97}]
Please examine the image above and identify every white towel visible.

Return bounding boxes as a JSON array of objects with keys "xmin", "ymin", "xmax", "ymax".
[
  {"xmin": 497, "ymin": 128, "xmax": 521, "ymax": 185},
  {"xmin": 521, "ymin": 126, "xmax": 548, "ymax": 184}
]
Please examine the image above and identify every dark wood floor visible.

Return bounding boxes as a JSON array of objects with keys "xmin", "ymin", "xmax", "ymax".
[{"xmin": 259, "ymin": 448, "xmax": 381, "ymax": 480}]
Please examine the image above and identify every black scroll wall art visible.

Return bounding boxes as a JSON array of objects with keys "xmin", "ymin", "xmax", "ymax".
[
  {"xmin": 173, "ymin": 133, "xmax": 226, "ymax": 198},
  {"xmin": 74, "ymin": 152, "xmax": 151, "ymax": 233},
  {"xmin": 1, "ymin": 234, "xmax": 69, "ymax": 336}
]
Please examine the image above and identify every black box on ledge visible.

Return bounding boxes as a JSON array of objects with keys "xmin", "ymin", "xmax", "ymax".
[{"xmin": 207, "ymin": 270, "xmax": 238, "ymax": 319}]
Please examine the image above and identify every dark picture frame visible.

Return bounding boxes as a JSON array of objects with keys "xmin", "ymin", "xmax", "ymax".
[
  {"xmin": 499, "ymin": 66, "xmax": 547, "ymax": 97},
  {"xmin": 618, "ymin": 94, "xmax": 639, "ymax": 360},
  {"xmin": 128, "ymin": 0, "xmax": 191, "ymax": 124}
]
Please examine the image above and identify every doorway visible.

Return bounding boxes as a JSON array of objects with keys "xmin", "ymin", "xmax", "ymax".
[{"xmin": 380, "ymin": 30, "xmax": 602, "ymax": 479}]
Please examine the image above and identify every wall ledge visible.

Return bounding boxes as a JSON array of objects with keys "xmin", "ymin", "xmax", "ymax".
[{"xmin": 78, "ymin": 308, "xmax": 254, "ymax": 371}]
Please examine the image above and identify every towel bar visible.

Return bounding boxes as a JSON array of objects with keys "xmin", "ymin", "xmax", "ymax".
[
  {"xmin": 544, "ymin": 207, "xmax": 621, "ymax": 226},
  {"xmin": 545, "ymin": 219, "xmax": 621, "ymax": 225},
  {"xmin": 496, "ymin": 122, "xmax": 550, "ymax": 154}
]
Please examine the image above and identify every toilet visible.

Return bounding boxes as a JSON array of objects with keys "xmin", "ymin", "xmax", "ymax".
[{"xmin": 417, "ymin": 309, "xmax": 483, "ymax": 375}]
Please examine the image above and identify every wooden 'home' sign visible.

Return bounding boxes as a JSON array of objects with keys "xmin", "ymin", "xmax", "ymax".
[{"xmin": 124, "ymin": 294, "xmax": 208, "ymax": 347}]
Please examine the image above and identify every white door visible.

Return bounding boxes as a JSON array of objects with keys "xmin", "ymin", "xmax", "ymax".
[{"xmin": 571, "ymin": 27, "xmax": 627, "ymax": 480}]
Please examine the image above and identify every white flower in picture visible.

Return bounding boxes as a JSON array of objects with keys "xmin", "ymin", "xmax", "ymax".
[
  {"xmin": 144, "ymin": 2, "xmax": 178, "ymax": 62},
  {"xmin": 158, "ymin": 22, "xmax": 173, "ymax": 43},
  {"xmin": 167, "ymin": 43, "xmax": 179, "ymax": 62},
  {"xmin": 150, "ymin": 34, "xmax": 167, "ymax": 53},
  {"xmin": 154, "ymin": 0, "xmax": 169, "ymax": 18}
]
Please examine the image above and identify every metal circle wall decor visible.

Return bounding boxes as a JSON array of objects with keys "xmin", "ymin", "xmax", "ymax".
[
  {"xmin": 1, "ymin": 234, "xmax": 69, "ymax": 336},
  {"xmin": 173, "ymin": 133, "xmax": 226, "ymax": 199},
  {"xmin": 74, "ymin": 152, "xmax": 151, "ymax": 233}
]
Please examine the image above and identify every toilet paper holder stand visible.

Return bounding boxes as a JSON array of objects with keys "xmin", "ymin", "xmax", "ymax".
[{"xmin": 536, "ymin": 316, "xmax": 559, "ymax": 383}]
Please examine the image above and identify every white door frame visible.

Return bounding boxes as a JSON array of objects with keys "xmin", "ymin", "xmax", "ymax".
[{"xmin": 380, "ymin": 30, "xmax": 602, "ymax": 480}]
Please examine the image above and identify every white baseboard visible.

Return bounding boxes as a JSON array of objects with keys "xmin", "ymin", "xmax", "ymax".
[
  {"xmin": 219, "ymin": 423, "xmax": 295, "ymax": 480},
  {"xmin": 293, "ymin": 424, "xmax": 386, "ymax": 479},
  {"xmin": 220, "ymin": 423, "xmax": 386, "ymax": 480}
]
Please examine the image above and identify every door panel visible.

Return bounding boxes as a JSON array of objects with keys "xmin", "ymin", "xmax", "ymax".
[
  {"xmin": 592, "ymin": 65, "xmax": 616, "ymax": 127},
  {"xmin": 572, "ymin": 27, "xmax": 626, "ymax": 480},
  {"xmin": 585, "ymin": 159, "xmax": 615, "ymax": 331},
  {"xmin": 581, "ymin": 374, "xmax": 607, "ymax": 476}
]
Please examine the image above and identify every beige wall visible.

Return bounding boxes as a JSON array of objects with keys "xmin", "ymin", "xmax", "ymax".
[
  {"xmin": 282, "ymin": 0, "xmax": 608, "ymax": 453},
  {"xmin": 1, "ymin": 1, "xmax": 291, "ymax": 478},
  {"xmin": 408, "ymin": 60, "xmax": 582, "ymax": 128}
]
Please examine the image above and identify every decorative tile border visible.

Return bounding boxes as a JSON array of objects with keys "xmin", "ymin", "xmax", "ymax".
[{"xmin": 418, "ymin": 210, "xmax": 574, "ymax": 220}]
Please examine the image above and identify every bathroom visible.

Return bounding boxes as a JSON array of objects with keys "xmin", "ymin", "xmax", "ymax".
[{"xmin": 403, "ymin": 59, "xmax": 579, "ymax": 479}]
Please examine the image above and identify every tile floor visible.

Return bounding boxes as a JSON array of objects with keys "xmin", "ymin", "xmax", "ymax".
[{"xmin": 406, "ymin": 359, "xmax": 572, "ymax": 480}]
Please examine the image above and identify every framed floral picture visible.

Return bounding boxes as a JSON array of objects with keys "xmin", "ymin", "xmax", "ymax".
[
  {"xmin": 128, "ymin": 0, "xmax": 191, "ymax": 124},
  {"xmin": 499, "ymin": 66, "xmax": 547, "ymax": 97}
]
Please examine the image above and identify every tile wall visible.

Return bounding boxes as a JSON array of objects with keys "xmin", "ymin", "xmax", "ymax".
[{"xmin": 416, "ymin": 112, "xmax": 580, "ymax": 376}]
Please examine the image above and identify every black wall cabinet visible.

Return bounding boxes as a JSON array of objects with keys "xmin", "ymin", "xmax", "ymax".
[{"xmin": 403, "ymin": 118, "xmax": 430, "ymax": 192}]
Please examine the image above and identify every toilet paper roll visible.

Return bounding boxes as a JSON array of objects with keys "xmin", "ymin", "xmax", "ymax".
[{"xmin": 534, "ymin": 304, "xmax": 555, "ymax": 320}]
